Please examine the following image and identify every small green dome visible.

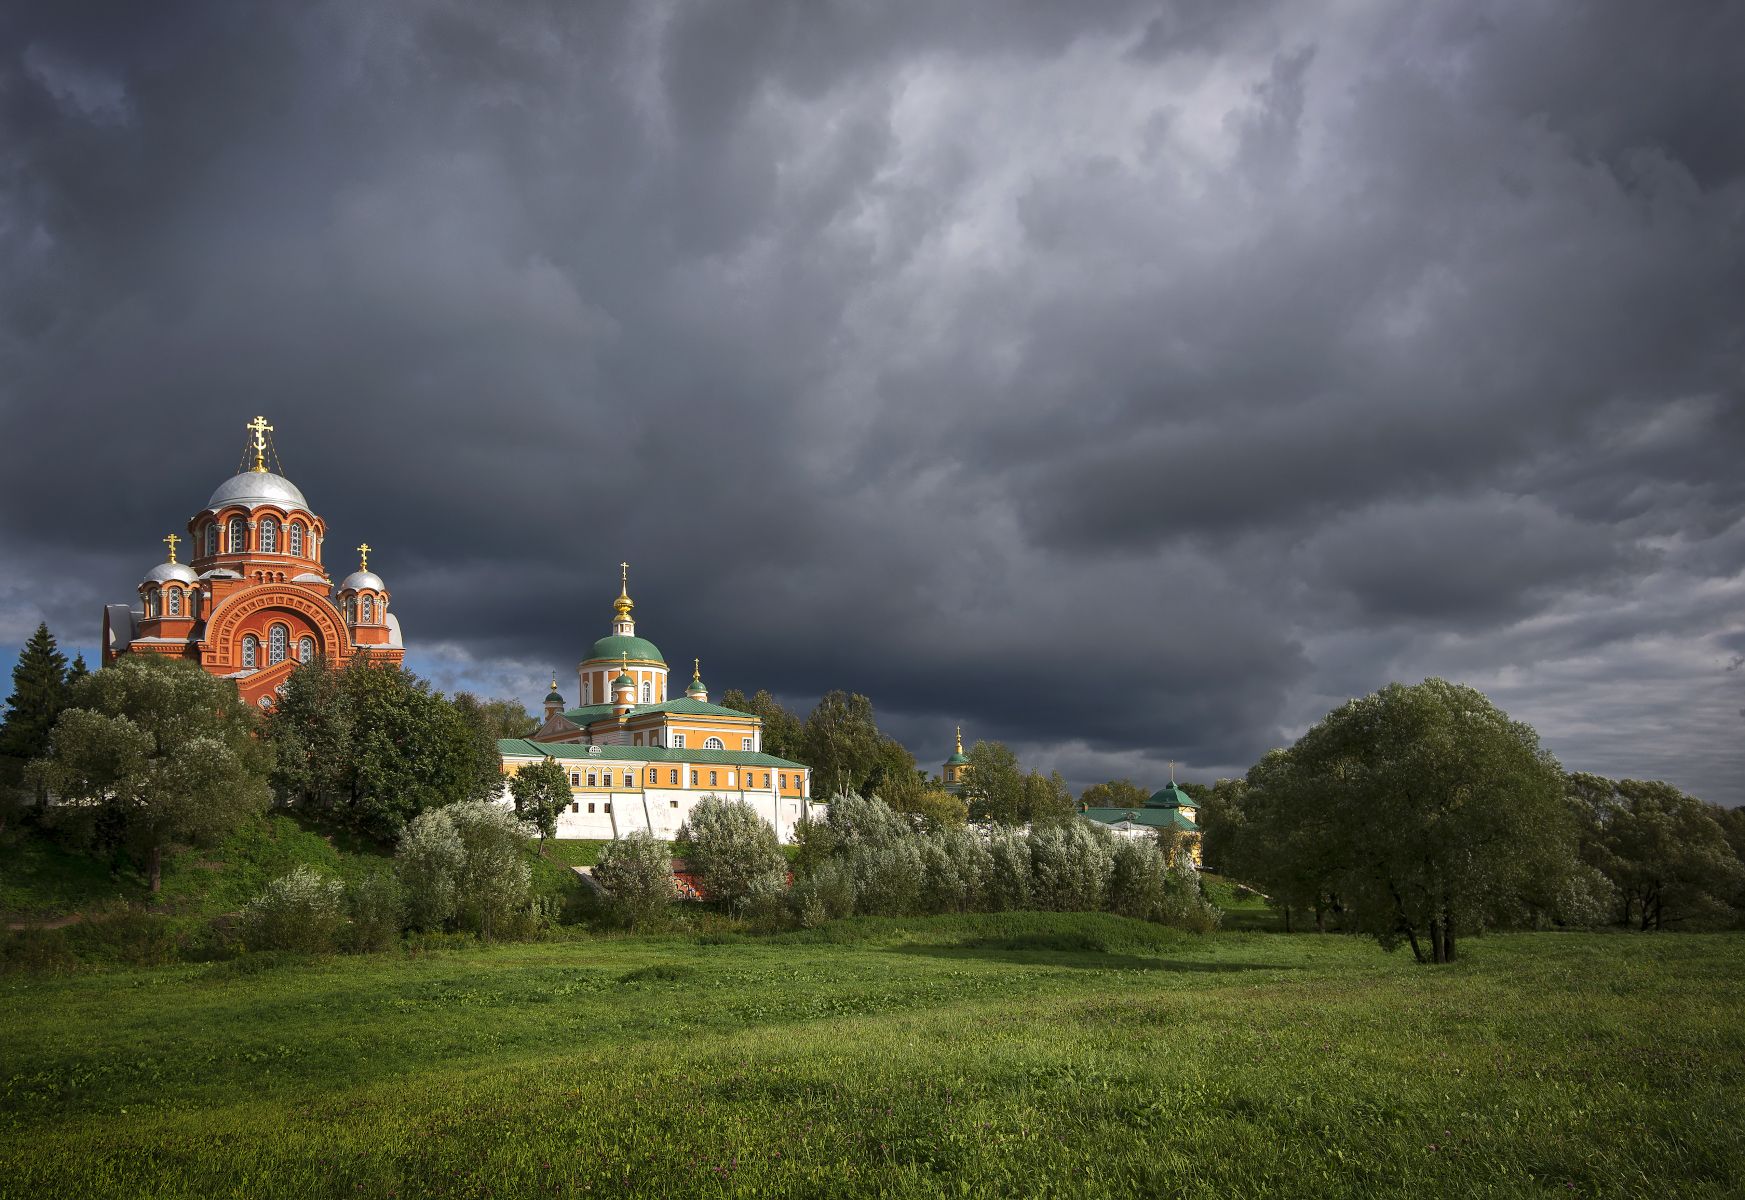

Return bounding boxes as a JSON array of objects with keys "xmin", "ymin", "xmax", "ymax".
[
  {"xmin": 586, "ymin": 634, "xmax": 665, "ymax": 665},
  {"xmin": 686, "ymin": 676, "xmax": 707, "ymax": 695},
  {"xmin": 612, "ymin": 669, "xmax": 635, "ymax": 689},
  {"xmin": 945, "ymin": 750, "xmax": 969, "ymax": 766},
  {"xmin": 1147, "ymin": 783, "xmax": 1193, "ymax": 809},
  {"xmin": 545, "ymin": 688, "xmax": 564, "ymax": 704}
]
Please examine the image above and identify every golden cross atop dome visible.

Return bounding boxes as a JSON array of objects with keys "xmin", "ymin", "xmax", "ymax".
[
  {"xmin": 956, "ymin": 725, "xmax": 963, "ymax": 755},
  {"xmin": 247, "ymin": 415, "xmax": 274, "ymax": 473},
  {"xmin": 1168, "ymin": 759, "xmax": 1177, "ymax": 783},
  {"xmin": 357, "ymin": 543, "xmax": 371, "ymax": 571},
  {"xmin": 693, "ymin": 657, "xmax": 701, "ymax": 680},
  {"xmin": 621, "ymin": 561, "xmax": 629, "ymax": 590},
  {"xmin": 163, "ymin": 533, "xmax": 180, "ymax": 563},
  {"xmin": 613, "ymin": 561, "xmax": 634, "ymax": 621}
]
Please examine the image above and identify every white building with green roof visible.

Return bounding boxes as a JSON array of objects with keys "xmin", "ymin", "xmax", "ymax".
[{"xmin": 502, "ymin": 565, "xmax": 820, "ymax": 842}]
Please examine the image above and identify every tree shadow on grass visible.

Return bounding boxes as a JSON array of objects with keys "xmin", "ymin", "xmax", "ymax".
[{"xmin": 888, "ymin": 937, "xmax": 1298, "ymax": 973}]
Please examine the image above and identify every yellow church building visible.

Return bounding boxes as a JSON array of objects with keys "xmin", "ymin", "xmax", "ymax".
[{"xmin": 497, "ymin": 566, "xmax": 820, "ymax": 842}]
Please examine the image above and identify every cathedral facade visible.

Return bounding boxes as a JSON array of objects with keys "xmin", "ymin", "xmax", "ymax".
[
  {"xmin": 499, "ymin": 568, "xmax": 819, "ymax": 842},
  {"xmin": 101, "ymin": 417, "xmax": 404, "ymax": 707}
]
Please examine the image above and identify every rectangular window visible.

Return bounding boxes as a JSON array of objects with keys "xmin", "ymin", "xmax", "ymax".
[
  {"xmin": 672, "ymin": 734, "xmax": 685, "ymax": 749},
  {"xmin": 709, "ymin": 771, "xmax": 718, "ymax": 787},
  {"xmin": 587, "ymin": 803, "xmax": 595, "ymax": 813},
  {"xmin": 648, "ymin": 768, "xmax": 657, "ymax": 784},
  {"xmin": 741, "ymin": 737, "xmax": 752, "ymax": 751},
  {"xmin": 669, "ymin": 769, "xmax": 678, "ymax": 785},
  {"xmin": 604, "ymin": 802, "xmax": 612, "ymax": 813},
  {"xmin": 780, "ymin": 773, "xmax": 788, "ymax": 789},
  {"xmin": 587, "ymin": 773, "xmax": 597, "ymax": 787},
  {"xmin": 690, "ymin": 770, "xmax": 698, "ymax": 786},
  {"xmin": 669, "ymin": 800, "xmax": 678, "ymax": 809},
  {"xmin": 569, "ymin": 773, "xmax": 580, "ymax": 786},
  {"xmin": 571, "ymin": 802, "xmax": 579, "ymax": 813},
  {"xmin": 633, "ymin": 734, "xmax": 642, "ymax": 746}
]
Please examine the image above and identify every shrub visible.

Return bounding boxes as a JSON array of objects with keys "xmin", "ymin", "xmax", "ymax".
[
  {"xmin": 825, "ymin": 793, "xmax": 912, "ymax": 851},
  {"xmin": 448, "ymin": 802, "xmax": 534, "ymax": 939},
  {"xmin": 593, "ymin": 832, "xmax": 675, "ymax": 929},
  {"xmin": 918, "ymin": 826, "xmax": 992, "ymax": 914},
  {"xmin": 346, "ymin": 869, "xmax": 405, "ymax": 952},
  {"xmin": 1159, "ymin": 865, "xmax": 1223, "ymax": 933},
  {"xmin": 1029, "ymin": 824, "xmax": 1114, "ymax": 912},
  {"xmin": 239, "ymin": 865, "xmax": 346, "ymax": 954},
  {"xmin": 397, "ymin": 808, "xmax": 464, "ymax": 931},
  {"xmin": 1109, "ymin": 837, "xmax": 1170, "ymax": 921},
  {"xmin": 396, "ymin": 802, "xmax": 535, "ymax": 939},
  {"xmin": 848, "ymin": 839, "xmax": 925, "ymax": 916},
  {"xmin": 789, "ymin": 858, "xmax": 855, "ymax": 927},
  {"xmin": 985, "ymin": 827, "xmax": 1034, "ymax": 911},
  {"xmin": 680, "ymin": 796, "xmax": 787, "ymax": 913}
]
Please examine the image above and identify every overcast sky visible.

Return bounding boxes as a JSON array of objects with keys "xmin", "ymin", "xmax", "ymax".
[{"xmin": 2, "ymin": 2, "xmax": 1741, "ymax": 803}]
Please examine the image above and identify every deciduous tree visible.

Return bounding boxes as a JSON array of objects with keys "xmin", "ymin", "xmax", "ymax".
[{"xmin": 508, "ymin": 756, "xmax": 570, "ymax": 848}]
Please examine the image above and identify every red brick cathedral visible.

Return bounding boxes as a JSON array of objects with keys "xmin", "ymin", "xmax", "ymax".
[{"xmin": 102, "ymin": 416, "xmax": 404, "ymax": 708}]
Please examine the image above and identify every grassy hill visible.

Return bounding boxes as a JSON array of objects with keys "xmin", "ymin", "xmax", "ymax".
[{"xmin": 2, "ymin": 916, "xmax": 1740, "ymax": 1197}]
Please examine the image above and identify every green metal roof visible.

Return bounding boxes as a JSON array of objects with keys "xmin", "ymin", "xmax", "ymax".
[
  {"xmin": 612, "ymin": 670, "xmax": 635, "ymax": 688},
  {"xmin": 559, "ymin": 697, "xmax": 758, "ymax": 727},
  {"xmin": 1082, "ymin": 806, "xmax": 1198, "ymax": 831},
  {"xmin": 544, "ymin": 689, "xmax": 564, "ymax": 704},
  {"xmin": 497, "ymin": 738, "xmax": 807, "ymax": 770},
  {"xmin": 1146, "ymin": 783, "xmax": 1196, "ymax": 809},
  {"xmin": 584, "ymin": 634, "xmax": 665, "ymax": 665},
  {"xmin": 945, "ymin": 751, "xmax": 969, "ymax": 765}
]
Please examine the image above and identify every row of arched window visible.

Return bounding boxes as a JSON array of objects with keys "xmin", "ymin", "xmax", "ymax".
[
  {"xmin": 198, "ymin": 516, "xmax": 317, "ymax": 559},
  {"xmin": 341, "ymin": 595, "xmax": 384, "ymax": 624},
  {"xmin": 240, "ymin": 626, "xmax": 317, "ymax": 670},
  {"xmin": 143, "ymin": 586, "xmax": 193, "ymax": 619}
]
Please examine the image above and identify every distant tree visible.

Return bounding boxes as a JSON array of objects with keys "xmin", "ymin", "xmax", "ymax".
[
  {"xmin": 0, "ymin": 623, "xmax": 73, "ymax": 793},
  {"xmin": 1248, "ymin": 679, "xmax": 1574, "ymax": 962},
  {"xmin": 508, "ymin": 757, "xmax": 570, "ymax": 848},
  {"xmin": 1027, "ymin": 823, "xmax": 1115, "ymax": 911},
  {"xmin": 29, "ymin": 657, "xmax": 270, "ymax": 891},
  {"xmin": 1022, "ymin": 770, "xmax": 1078, "ymax": 827},
  {"xmin": 800, "ymin": 691, "xmax": 885, "ymax": 799},
  {"xmin": 1079, "ymin": 779, "xmax": 1149, "ymax": 811},
  {"xmin": 897, "ymin": 786, "xmax": 969, "ymax": 829},
  {"xmin": 269, "ymin": 658, "xmax": 502, "ymax": 844},
  {"xmin": 680, "ymin": 796, "xmax": 787, "ymax": 913},
  {"xmin": 593, "ymin": 832, "xmax": 676, "ymax": 929},
  {"xmin": 1570, "ymin": 774, "xmax": 1744, "ymax": 930},
  {"xmin": 962, "ymin": 740, "xmax": 1025, "ymax": 823},
  {"xmin": 720, "ymin": 689, "xmax": 805, "ymax": 761},
  {"xmin": 864, "ymin": 736, "xmax": 927, "ymax": 809},
  {"xmin": 452, "ymin": 691, "xmax": 537, "ymax": 740}
]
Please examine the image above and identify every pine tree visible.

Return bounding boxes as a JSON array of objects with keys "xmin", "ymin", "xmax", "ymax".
[{"xmin": 0, "ymin": 623, "xmax": 72, "ymax": 786}]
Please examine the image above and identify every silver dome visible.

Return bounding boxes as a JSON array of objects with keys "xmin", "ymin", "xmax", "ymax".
[
  {"xmin": 206, "ymin": 470, "xmax": 309, "ymax": 512},
  {"xmin": 339, "ymin": 570, "xmax": 385, "ymax": 592},
  {"xmin": 143, "ymin": 561, "xmax": 199, "ymax": 585}
]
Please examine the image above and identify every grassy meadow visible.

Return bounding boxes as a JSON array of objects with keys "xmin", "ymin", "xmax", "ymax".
[{"xmin": 3, "ymin": 915, "xmax": 1741, "ymax": 1199}]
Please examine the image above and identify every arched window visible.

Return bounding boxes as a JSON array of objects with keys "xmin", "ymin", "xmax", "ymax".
[
  {"xmin": 288, "ymin": 522, "xmax": 303, "ymax": 557},
  {"xmin": 228, "ymin": 517, "xmax": 246, "ymax": 553},
  {"xmin": 260, "ymin": 518, "xmax": 278, "ymax": 553},
  {"xmin": 166, "ymin": 589, "xmax": 181, "ymax": 616},
  {"xmin": 241, "ymin": 635, "xmax": 259, "ymax": 669},
  {"xmin": 641, "ymin": 681, "xmax": 651, "ymax": 704},
  {"xmin": 704, "ymin": 737, "xmax": 724, "ymax": 751},
  {"xmin": 204, "ymin": 523, "xmax": 217, "ymax": 557},
  {"xmin": 297, "ymin": 636, "xmax": 314, "ymax": 663},
  {"xmin": 268, "ymin": 624, "xmax": 288, "ymax": 665},
  {"xmin": 360, "ymin": 595, "xmax": 373, "ymax": 623}
]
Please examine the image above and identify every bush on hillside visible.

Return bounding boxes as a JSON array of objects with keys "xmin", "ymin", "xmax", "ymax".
[
  {"xmin": 848, "ymin": 838, "xmax": 926, "ymax": 916},
  {"xmin": 985, "ymin": 827, "xmax": 1034, "ymax": 912},
  {"xmin": 346, "ymin": 869, "xmax": 405, "ymax": 952},
  {"xmin": 239, "ymin": 865, "xmax": 347, "ymax": 954},
  {"xmin": 1159, "ymin": 865, "xmax": 1222, "ymax": 934},
  {"xmin": 680, "ymin": 796, "xmax": 787, "ymax": 914},
  {"xmin": 593, "ymin": 832, "xmax": 675, "ymax": 929},
  {"xmin": 395, "ymin": 802, "xmax": 535, "ymax": 939},
  {"xmin": 789, "ymin": 858, "xmax": 855, "ymax": 927},
  {"xmin": 1108, "ymin": 838, "xmax": 1170, "ymax": 921},
  {"xmin": 1029, "ymin": 824, "xmax": 1114, "ymax": 913}
]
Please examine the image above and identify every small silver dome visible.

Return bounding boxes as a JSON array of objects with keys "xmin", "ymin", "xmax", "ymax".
[
  {"xmin": 143, "ymin": 561, "xmax": 199, "ymax": 585},
  {"xmin": 339, "ymin": 570, "xmax": 385, "ymax": 592},
  {"xmin": 206, "ymin": 470, "xmax": 309, "ymax": 512}
]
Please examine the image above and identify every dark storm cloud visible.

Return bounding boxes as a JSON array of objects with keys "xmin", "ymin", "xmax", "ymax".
[{"xmin": 1, "ymin": 2, "xmax": 1740, "ymax": 802}]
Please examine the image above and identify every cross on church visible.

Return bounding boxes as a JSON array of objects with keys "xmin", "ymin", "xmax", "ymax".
[
  {"xmin": 247, "ymin": 415, "xmax": 274, "ymax": 472},
  {"xmin": 162, "ymin": 533, "xmax": 180, "ymax": 563},
  {"xmin": 1168, "ymin": 759, "xmax": 1177, "ymax": 783},
  {"xmin": 357, "ymin": 543, "xmax": 371, "ymax": 570},
  {"xmin": 621, "ymin": 561, "xmax": 629, "ymax": 587}
]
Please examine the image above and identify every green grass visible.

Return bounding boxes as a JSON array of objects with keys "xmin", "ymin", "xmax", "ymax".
[{"xmin": 3, "ymin": 917, "xmax": 1741, "ymax": 1198}]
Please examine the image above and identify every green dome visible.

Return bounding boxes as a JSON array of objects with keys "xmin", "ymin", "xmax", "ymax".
[
  {"xmin": 586, "ymin": 634, "xmax": 665, "ymax": 665},
  {"xmin": 1147, "ymin": 783, "xmax": 1193, "ymax": 809},
  {"xmin": 544, "ymin": 688, "xmax": 564, "ymax": 704},
  {"xmin": 945, "ymin": 750, "xmax": 969, "ymax": 766},
  {"xmin": 612, "ymin": 669, "xmax": 635, "ymax": 689}
]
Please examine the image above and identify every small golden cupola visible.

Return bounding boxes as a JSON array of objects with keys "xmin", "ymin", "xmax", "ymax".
[
  {"xmin": 612, "ymin": 560, "xmax": 635, "ymax": 636},
  {"xmin": 543, "ymin": 673, "xmax": 566, "ymax": 721},
  {"xmin": 942, "ymin": 726, "xmax": 971, "ymax": 793},
  {"xmin": 686, "ymin": 658, "xmax": 708, "ymax": 703}
]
